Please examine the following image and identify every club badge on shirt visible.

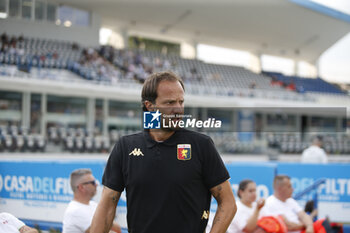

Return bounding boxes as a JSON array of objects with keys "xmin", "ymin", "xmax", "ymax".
[{"xmin": 177, "ymin": 144, "xmax": 191, "ymax": 160}]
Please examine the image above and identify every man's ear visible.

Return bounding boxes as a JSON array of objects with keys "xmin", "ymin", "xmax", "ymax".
[
  {"xmin": 144, "ymin": 100, "xmax": 155, "ymax": 111},
  {"xmin": 75, "ymin": 184, "xmax": 82, "ymax": 192}
]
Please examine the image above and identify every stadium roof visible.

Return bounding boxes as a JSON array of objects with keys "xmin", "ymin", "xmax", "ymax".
[{"xmin": 60, "ymin": 0, "xmax": 350, "ymax": 63}]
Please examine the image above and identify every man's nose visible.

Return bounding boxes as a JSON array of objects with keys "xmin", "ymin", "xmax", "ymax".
[{"xmin": 173, "ymin": 105, "xmax": 184, "ymax": 114}]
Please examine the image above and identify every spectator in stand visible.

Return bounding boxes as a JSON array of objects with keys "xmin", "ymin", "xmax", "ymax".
[
  {"xmin": 10, "ymin": 36, "xmax": 17, "ymax": 47},
  {"xmin": 270, "ymin": 76, "xmax": 284, "ymax": 87},
  {"xmin": 249, "ymin": 82, "xmax": 257, "ymax": 89},
  {"xmin": 286, "ymin": 82, "xmax": 296, "ymax": 91},
  {"xmin": 301, "ymin": 136, "xmax": 328, "ymax": 164},
  {"xmin": 17, "ymin": 45, "xmax": 25, "ymax": 56},
  {"xmin": 1, "ymin": 32, "xmax": 9, "ymax": 44},
  {"xmin": 297, "ymin": 85, "xmax": 305, "ymax": 94},
  {"xmin": 163, "ymin": 59, "xmax": 171, "ymax": 70},
  {"xmin": 72, "ymin": 43, "xmax": 79, "ymax": 50},
  {"xmin": 8, "ymin": 43, "xmax": 17, "ymax": 55},
  {"xmin": 18, "ymin": 34, "xmax": 24, "ymax": 43}
]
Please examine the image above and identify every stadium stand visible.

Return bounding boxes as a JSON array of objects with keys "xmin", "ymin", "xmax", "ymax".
[
  {"xmin": 0, "ymin": 124, "xmax": 46, "ymax": 152},
  {"xmin": 267, "ymin": 133, "xmax": 350, "ymax": 154},
  {"xmin": 1, "ymin": 36, "xmax": 320, "ymax": 102},
  {"xmin": 0, "ymin": 34, "xmax": 342, "ymax": 106},
  {"xmin": 1, "ymin": 35, "xmax": 349, "ymax": 156},
  {"xmin": 264, "ymin": 71, "xmax": 345, "ymax": 94},
  {"xmin": 2, "ymin": 122, "xmax": 350, "ymax": 155},
  {"xmin": 98, "ymin": 45, "xmax": 315, "ymax": 101}
]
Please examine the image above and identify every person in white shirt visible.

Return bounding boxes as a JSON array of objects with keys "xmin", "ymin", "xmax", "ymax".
[
  {"xmin": 206, "ymin": 179, "xmax": 264, "ymax": 233},
  {"xmin": 260, "ymin": 175, "xmax": 314, "ymax": 233},
  {"xmin": 226, "ymin": 179, "xmax": 265, "ymax": 233},
  {"xmin": 62, "ymin": 168, "xmax": 121, "ymax": 233},
  {"xmin": 0, "ymin": 212, "xmax": 38, "ymax": 233},
  {"xmin": 301, "ymin": 136, "xmax": 328, "ymax": 164}
]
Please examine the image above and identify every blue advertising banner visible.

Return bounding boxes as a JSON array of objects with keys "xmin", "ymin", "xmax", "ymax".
[
  {"xmin": 277, "ymin": 162, "xmax": 350, "ymax": 222},
  {"xmin": 0, "ymin": 160, "xmax": 105, "ymax": 202},
  {"xmin": 277, "ymin": 163, "xmax": 350, "ymax": 202},
  {"xmin": 210, "ymin": 162, "xmax": 276, "ymax": 213},
  {"xmin": 2, "ymin": 159, "xmax": 350, "ymax": 227},
  {"xmin": 0, "ymin": 159, "xmax": 128, "ymax": 228},
  {"xmin": 226, "ymin": 162, "xmax": 276, "ymax": 199}
]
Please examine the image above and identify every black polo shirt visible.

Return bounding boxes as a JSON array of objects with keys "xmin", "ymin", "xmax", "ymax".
[{"xmin": 102, "ymin": 128, "xmax": 230, "ymax": 233}]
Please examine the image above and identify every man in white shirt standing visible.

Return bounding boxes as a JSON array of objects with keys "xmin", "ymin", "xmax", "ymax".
[
  {"xmin": 0, "ymin": 212, "xmax": 38, "ymax": 233},
  {"xmin": 260, "ymin": 175, "xmax": 314, "ymax": 233},
  {"xmin": 301, "ymin": 136, "xmax": 328, "ymax": 164},
  {"xmin": 62, "ymin": 168, "xmax": 121, "ymax": 233}
]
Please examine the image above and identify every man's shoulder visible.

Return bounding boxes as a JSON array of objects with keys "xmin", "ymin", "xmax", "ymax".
[
  {"xmin": 265, "ymin": 195, "xmax": 274, "ymax": 202},
  {"xmin": 306, "ymin": 145, "xmax": 324, "ymax": 153},
  {"xmin": 265, "ymin": 195, "xmax": 280, "ymax": 206},
  {"xmin": 266, "ymin": 195, "xmax": 275, "ymax": 200},
  {"xmin": 64, "ymin": 201, "xmax": 79, "ymax": 214},
  {"xmin": 0, "ymin": 212, "xmax": 15, "ymax": 220},
  {"xmin": 236, "ymin": 200, "xmax": 254, "ymax": 212},
  {"xmin": 64, "ymin": 201, "xmax": 84, "ymax": 213},
  {"xmin": 118, "ymin": 131, "xmax": 144, "ymax": 143},
  {"xmin": 64, "ymin": 201, "xmax": 93, "ymax": 218},
  {"xmin": 89, "ymin": 200, "xmax": 98, "ymax": 208},
  {"xmin": 121, "ymin": 131, "xmax": 144, "ymax": 139},
  {"xmin": 302, "ymin": 146, "xmax": 311, "ymax": 154},
  {"xmin": 286, "ymin": 197, "xmax": 300, "ymax": 206}
]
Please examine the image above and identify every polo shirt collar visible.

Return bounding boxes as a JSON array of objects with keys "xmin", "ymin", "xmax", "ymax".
[{"xmin": 143, "ymin": 129, "xmax": 183, "ymax": 148}]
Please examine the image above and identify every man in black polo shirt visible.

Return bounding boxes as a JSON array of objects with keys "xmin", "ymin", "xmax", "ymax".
[{"xmin": 91, "ymin": 71, "xmax": 237, "ymax": 233}]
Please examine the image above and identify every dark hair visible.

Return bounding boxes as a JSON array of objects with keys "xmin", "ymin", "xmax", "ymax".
[
  {"xmin": 312, "ymin": 135, "xmax": 323, "ymax": 144},
  {"xmin": 273, "ymin": 175, "xmax": 290, "ymax": 189},
  {"xmin": 238, "ymin": 179, "xmax": 254, "ymax": 198},
  {"xmin": 141, "ymin": 71, "xmax": 184, "ymax": 111}
]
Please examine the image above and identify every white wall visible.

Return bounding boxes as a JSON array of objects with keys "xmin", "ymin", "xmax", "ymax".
[{"xmin": 0, "ymin": 12, "xmax": 101, "ymax": 47}]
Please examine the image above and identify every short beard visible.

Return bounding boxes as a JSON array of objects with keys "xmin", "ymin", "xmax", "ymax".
[{"xmin": 161, "ymin": 118, "xmax": 182, "ymax": 131}]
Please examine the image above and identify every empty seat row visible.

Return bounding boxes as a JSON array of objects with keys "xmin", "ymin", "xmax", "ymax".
[{"xmin": 0, "ymin": 134, "xmax": 45, "ymax": 152}]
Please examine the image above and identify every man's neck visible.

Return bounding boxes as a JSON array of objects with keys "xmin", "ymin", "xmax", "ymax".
[
  {"xmin": 241, "ymin": 199, "xmax": 253, "ymax": 208},
  {"xmin": 149, "ymin": 129, "xmax": 175, "ymax": 142},
  {"xmin": 73, "ymin": 194, "xmax": 90, "ymax": 205},
  {"xmin": 274, "ymin": 193, "xmax": 287, "ymax": 202}
]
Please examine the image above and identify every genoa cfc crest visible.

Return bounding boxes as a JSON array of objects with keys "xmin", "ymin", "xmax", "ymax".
[{"xmin": 177, "ymin": 144, "xmax": 191, "ymax": 160}]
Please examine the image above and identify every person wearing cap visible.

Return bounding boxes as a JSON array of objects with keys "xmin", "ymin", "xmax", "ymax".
[
  {"xmin": 62, "ymin": 168, "xmax": 121, "ymax": 233},
  {"xmin": 0, "ymin": 212, "xmax": 38, "ymax": 233},
  {"xmin": 91, "ymin": 71, "xmax": 237, "ymax": 233},
  {"xmin": 301, "ymin": 136, "xmax": 328, "ymax": 164},
  {"xmin": 260, "ymin": 175, "xmax": 314, "ymax": 233}
]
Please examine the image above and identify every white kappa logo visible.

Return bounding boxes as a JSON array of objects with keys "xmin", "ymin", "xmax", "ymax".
[{"xmin": 129, "ymin": 148, "xmax": 144, "ymax": 156}]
